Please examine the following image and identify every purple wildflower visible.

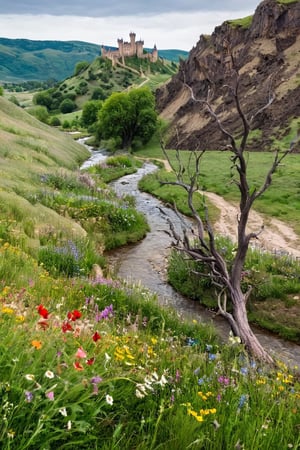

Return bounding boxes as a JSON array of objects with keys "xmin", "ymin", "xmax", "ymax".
[
  {"xmin": 218, "ymin": 376, "xmax": 230, "ymax": 385},
  {"xmin": 25, "ymin": 391, "xmax": 34, "ymax": 403},
  {"xmin": 95, "ymin": 304, "xmax": 114, "ymax": 322},
  {"xmin": 91, "ymin": 376, "xmax": 103, "ymax": 385}
]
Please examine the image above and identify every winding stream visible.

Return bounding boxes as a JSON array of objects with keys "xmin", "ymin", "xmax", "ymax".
[{"xmin": 80, "ymin": 142, "xmax": 300, "ymax": 368}]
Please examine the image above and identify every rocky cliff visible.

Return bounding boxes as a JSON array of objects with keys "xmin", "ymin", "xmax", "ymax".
[{"xmin": 156, "ymin": 0, "xmax": 300, "ymax": 151}]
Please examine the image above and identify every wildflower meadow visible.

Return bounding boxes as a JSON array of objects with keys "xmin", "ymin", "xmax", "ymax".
[{"xmin": 0, "ymin": 243, "xmax": 299, "ymax": 449}]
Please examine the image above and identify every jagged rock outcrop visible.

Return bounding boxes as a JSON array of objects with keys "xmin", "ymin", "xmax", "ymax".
[{"xmin": 156, "ymin": 0, "xmax": 300, "ymax": 151}]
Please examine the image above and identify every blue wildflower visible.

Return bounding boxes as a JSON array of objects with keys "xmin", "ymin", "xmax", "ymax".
[
  {"xmin": 186, "ymin": 338, "xmax": 199, "ymax": 346},
  {"xmin": 208, "ymin": 353, "xmax": 217, "ymax": 361},
  {"xmin": 238, "ymin": 394, "xmax": 248, "ymax": 409},
  {"xmin": 240, "ymin": 367, "xmax": 248, "ymax": 375}
]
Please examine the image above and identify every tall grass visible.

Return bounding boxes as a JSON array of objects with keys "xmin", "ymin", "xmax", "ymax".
[{"xmin": 0, "ymin": 249, "xmax": 299, "ymax": 449}]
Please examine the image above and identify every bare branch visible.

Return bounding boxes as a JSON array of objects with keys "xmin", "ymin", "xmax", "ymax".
[{"xmin": 249, "ymin": 75, "xmax": 276, "ymax": 125}]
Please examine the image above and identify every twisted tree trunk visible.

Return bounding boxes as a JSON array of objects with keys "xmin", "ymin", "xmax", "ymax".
[{"xmin": 160, "ymin": 63, "xmax": 296, "ymax": 364}]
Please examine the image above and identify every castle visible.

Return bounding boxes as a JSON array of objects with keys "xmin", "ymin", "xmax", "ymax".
[{"xmin": 101, "ymin": 32, "xmax": 158, "ymax": 66}]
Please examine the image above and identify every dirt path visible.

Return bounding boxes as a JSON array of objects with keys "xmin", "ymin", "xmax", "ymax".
[
  {"xmin": 145, "ymin": 157, "xmax": 300, "ymax": 258},
  {"xmin": 204, "ymin": 191, "xmax": 300, "ymax": 258}
]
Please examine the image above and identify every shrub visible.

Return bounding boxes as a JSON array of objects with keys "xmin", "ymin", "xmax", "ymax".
[
  {"xmin": 49, "ymin": 116, "xmax": 61, "ymax": 127},
  {"xmin": 59, "ymin": 98, "xmax": 76, "ymax": 114},
  {"xmin": 27, "ymin": 105, "xmax": 49, "ymax": 123}
]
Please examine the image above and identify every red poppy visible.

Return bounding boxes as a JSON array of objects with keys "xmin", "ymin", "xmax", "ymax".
[
  {"xmin": 86, "ymin": 357, "xmax": 95, "ymax": 366},
  {"xmin": 62, "ymin": 321, "xmax": 73, "ymax": 333},
  {"xmin": 67, "ymin": 310, "xmax": 82, "ymax": 321},
  {"xmin": 37, "ymin": 304, "xmax": 49, "ymax": 319},
  {"xmin": 73, "ymin": 361, "xmax": 84, "ymax": 371},
  {"xmin": 92, "ymin": 331, "xmax": 101, "ymax": 342}
]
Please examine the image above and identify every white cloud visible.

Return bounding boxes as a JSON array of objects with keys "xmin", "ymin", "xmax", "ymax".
[{"xmin": 0, "ymin": 10, "xmax": 255, "ymax": 51}]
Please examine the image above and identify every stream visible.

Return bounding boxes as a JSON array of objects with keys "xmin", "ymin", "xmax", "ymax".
[{"xmin": 80, "ymin": 141, "xmax": 300, "ymax": 368}]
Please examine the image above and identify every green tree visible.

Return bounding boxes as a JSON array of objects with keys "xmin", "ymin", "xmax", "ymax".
[
  {"xmin": 0, "ymin": 86, "xmax": 3, "ymax": 96},
  {"xmin": 91, "ymin": 87, "xmax": 106, "ymax": 100},
  {"xmin": 33, "ymin": 91, "xmax": 53, "ymax": 109},
  {"xmin": 96, "ymin": 87, "xmax": 157, "ymax": 150},
  {"xmin": 81, "ymin": 100, "xmax": 102, "ymax": 128},
  {"xmin": 74, "ymin": 61, "xmax": 90, "ymax": 76},
  {"xmin": 59, "ymin": 98, "xmax": 76, "ymax": 114}
]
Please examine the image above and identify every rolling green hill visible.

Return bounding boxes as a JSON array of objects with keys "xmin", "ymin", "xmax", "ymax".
[
  {"xmin": 29, "ymin": 55, "xmax": 180, "ymax": 112},
  {"xmin": 0, "ymin": 38, "xmax": 188, "ymax": 83},
  {"xmin": 0, "ymin": 38, "xmax": 100, "ymax": 82}
]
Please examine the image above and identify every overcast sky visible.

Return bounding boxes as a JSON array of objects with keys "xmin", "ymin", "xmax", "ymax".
[{"xmin": 0, "ymin": 1, "xmax": 260, "ymax": 50}]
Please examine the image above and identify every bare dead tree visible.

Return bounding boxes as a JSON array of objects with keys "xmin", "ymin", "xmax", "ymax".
[{"xmin": 160, "ymin": 67, "xmax": 297, "ymax": 364}]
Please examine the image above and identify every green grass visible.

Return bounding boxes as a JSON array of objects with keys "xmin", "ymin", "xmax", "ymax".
[
  {"xmin": 227, "ymin": 15, "xmax": 253, "ymax": 29},
  {"xmin": 277, "ymin": 0, "xmax": 299, "ymax": 4},
  {"xmin": 167, "ymin": 243, "xmax": 300, "ymax": 341},
  {"xmin": 135, "ymin": 143, "xmax": 300, "ymax": 235},
  {"xmin": 0, "ymin": 87, "xmax": 300, "ymax": 449},
  {"xmin": 0, "ymin": 250, "xmax": 299, "ymax": 449}
]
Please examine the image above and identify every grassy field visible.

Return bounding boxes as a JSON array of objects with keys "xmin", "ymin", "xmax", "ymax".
[
  {"xmin": 0, "ymin": 97, "xmax": 300, "ymax": 448},
  {"xmin": 134, "ymin": 138, "xmax": 300, "ymax": 341},
  {"xmin": 136, "ymin": 142, "xmax": 300, "ymax": 235}
]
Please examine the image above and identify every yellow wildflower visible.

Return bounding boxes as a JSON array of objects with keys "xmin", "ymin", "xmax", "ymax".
[
  {"xmin": 1, "ymin": 307, "xmax": 14, "ymax": 315},
  {"xmin": 16, "ymin": 315, "xmax": 25, "ymax": 323}
]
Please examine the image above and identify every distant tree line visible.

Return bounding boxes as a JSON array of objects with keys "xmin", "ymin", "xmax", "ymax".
[{"xmin": 3, "ymin": 79, "xmax": 57, "ymax": 92}]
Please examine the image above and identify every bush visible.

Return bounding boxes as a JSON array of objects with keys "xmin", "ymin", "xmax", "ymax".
[
  {"xmin": 74, "ymin": 60, "xmax": 90, "ymax": 76},
  {"xmin": 49, "ymin": 116, "xmax": 61, "ymax": 127},
  {"xmin": 27, "ymin": 105, "xmax": 49, "ymax": 123},
  {"xmin": 62, "ymin": 120, "xmax": 70, "ymax": 129},
  {"xmin": 59, "ymin": 98, "xmax": 76, "ymax": 114}
]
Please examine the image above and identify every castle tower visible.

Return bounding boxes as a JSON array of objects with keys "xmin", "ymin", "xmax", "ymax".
[
  {"xmin": 136, "ymin": 39, "xmax": 144, "ymax": 58},
  {"xmin": 117, "ymin": 38, "xmax": 125, "ymax": 64},
  {"xmin": 101, "ymin": 45, "xmax": 106, "ymax": 57},
  {"xmin": 129, "ymin": 32, "xmax": 136, "ymax": 55},
  {"xmin": 152, "ymin": 44, "xmax": 158, "ymax": 62}
]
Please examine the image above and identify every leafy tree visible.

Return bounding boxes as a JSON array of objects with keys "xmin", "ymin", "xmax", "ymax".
[
  {"xmin": 96, "ymin": 87, "xmax": 157, "ymax": 150},
  {"xmin": 81, "ymin": 100, "xmax": 102, "ymax": 128},
  {"xmin": 74, "ymin": 61, "xmax": 90, "ymax": 76},
  {"xmin": 59, "ymin": 98, "xmax": 76, "ymax": 114},
  {"xmin": 33, "ymin": 91, "xmax": 52, "ymax": 109},
  {"xmin": 0, "ymin": 86, "xmax": 3, "ymax": 96},
  {"xmin": 91, "ymin": 87, "xmax": 106, "ymax": 100}
]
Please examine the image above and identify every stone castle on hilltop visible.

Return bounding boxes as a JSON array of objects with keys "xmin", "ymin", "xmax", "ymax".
[{"xmin": 101, "ymin": 32, "xmax": 158, "ymax": 66}]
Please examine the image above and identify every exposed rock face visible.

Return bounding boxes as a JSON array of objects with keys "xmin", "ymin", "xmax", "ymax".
[{"xmin": 156, "ymin": 0, "xmax": 300, "ymax": 151}]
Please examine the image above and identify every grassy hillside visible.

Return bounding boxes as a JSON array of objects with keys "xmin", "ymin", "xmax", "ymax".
[
  {"xmin": 0, "ymin": 93, "xmax": 299, "ymax": 450},
  {"xmin": 31, "ymin": 55, "xmax": 179, "ymax": 111},
  {"xmin": 0, "ymin": 96, "xmax": 90, "ymax": 245},
  {"xmin": 0, "ymin": 95, "xmax": 149, "ymax": 257},
  {"xmin": 0, "ymin": 38, "xmax": 100, "ymax": 82},
  {"xmin": 0, "ymin": 38, "xmax": 188, "ymax": 83}
]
